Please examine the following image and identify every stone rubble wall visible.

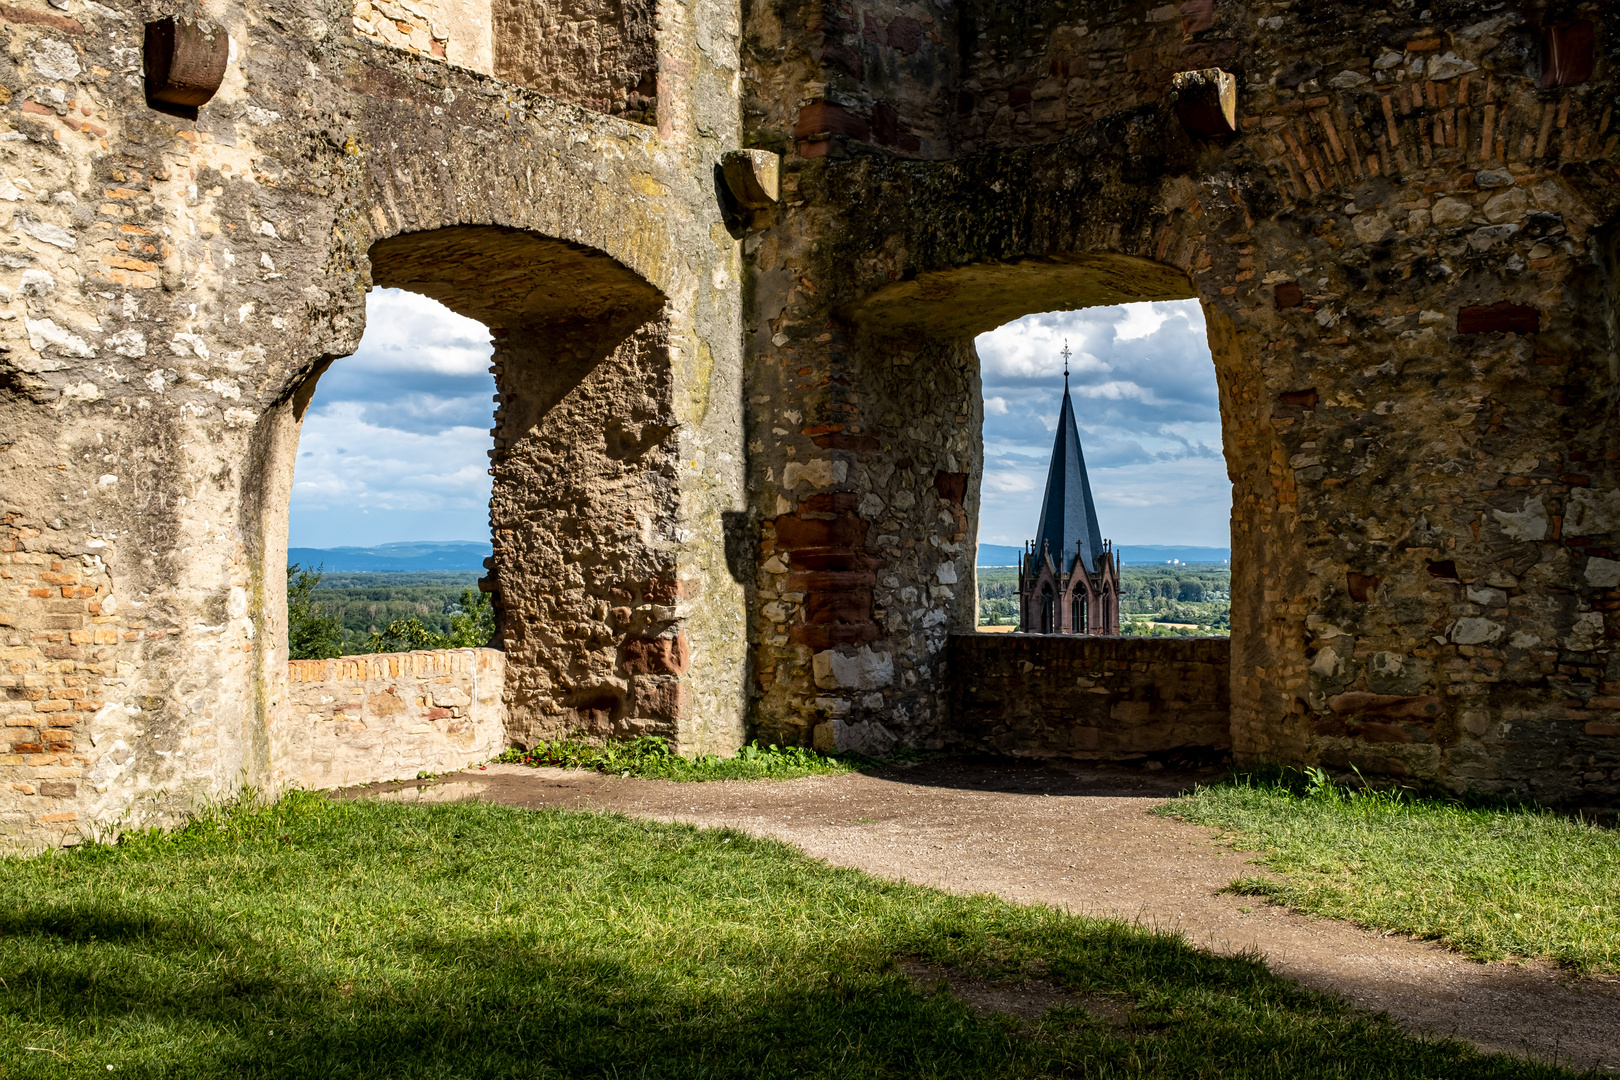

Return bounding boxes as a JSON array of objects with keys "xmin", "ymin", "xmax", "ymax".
[
  {"xmin": 946, "ymin": 634, "xmax": 1231, "ymax": 762},
  {"xmin": 740, "ymin": 0, "xmax": 1620, "ymax": 806},
  {"xmin": 0, "ymin": 514, "xmax": 144, "ymax": 852},
  {"xmin": 278, "ymin": 648, "xmax": 505, "ymax": 791},
  {"xmin": 0, "ymin": 0, "xmax": 746, "ymax": 855}
]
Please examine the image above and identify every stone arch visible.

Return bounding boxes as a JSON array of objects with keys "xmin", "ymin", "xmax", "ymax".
[
  {"xmin": 818, "ymin": 250, "xmax": 1264, "ymax": 747},
  {"xmin": 247, "ymin": 222, "xmax": 700, "ymax": 784}
]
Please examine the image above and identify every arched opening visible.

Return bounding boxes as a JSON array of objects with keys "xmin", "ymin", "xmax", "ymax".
[
  {"xmin": 1040, "ymin": 584, "xmax": 1054, "ymax": 635},
  {"xmin": 286, "ymin": 289, "xmax": 498, "ymax": 656},
  {"xmin": 975, "ymin": 300, "xmax": 1229, "ymax": 640},
  {"xmin": 807, "ymin": 253, "xmax": 1258, "ymax": 746},
  {"xmin": 256, "ymin": 226, "xmax": 674, "ymax": 754}
]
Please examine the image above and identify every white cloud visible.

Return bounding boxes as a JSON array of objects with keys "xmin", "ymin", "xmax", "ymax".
[
  {"xmin": 342, "ymin": 288, "xmax": 492, "ymax": 377},
  {"xmin": 975, "ymin": 299, "xmax": 1228, "ymax": 548},
  {"xmin": 290, "ymin": 290, "xmax": 495, "ymax": 546},
  {"xmin": 983, "ymin": 470, "xmax": 1035, "ymax": 494}
]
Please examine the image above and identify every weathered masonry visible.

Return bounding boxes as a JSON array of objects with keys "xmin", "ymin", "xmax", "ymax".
[{"xmin": 3, "ymin": 0, "xmax": 1619, "ymax": 849}]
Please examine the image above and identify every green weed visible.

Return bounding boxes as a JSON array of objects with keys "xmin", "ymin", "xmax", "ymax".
[{"xmin": 495, "ymin": 735, "xmax": 852, "ymax": 781}]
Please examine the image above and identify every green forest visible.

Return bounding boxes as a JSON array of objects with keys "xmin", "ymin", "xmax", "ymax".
[
  {"xmin": 977, "ymin": 564, "xmax": 1230, "ymax": 637},
  {"xmin": 287, "ymin": 561, "xmax": 1231, "ymax": 659},
  {"xmin": 287, "ymin": 565, "xmax": 495, "ymax": 660}
]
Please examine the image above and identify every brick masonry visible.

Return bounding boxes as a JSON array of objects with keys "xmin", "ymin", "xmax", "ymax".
[
  {"xmin": 280, "ymin": 648, "xmax": 506, "ymax": 792},
  {"xmin": 947, "ymin": 634, "xmax": 1231, "ymax": 763}
]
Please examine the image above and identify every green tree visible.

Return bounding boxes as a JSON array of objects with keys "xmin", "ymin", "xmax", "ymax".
[
  {"xmin": 366, "ymin": 589, "xmax": 495, "ymax": 653},
  {"xmin": 287, "ymin": 563, "xmax": 344, "ymax": 660},
  {"xmin": 444, "ymin": 588, "xmax": 495, "ymax": 647}
]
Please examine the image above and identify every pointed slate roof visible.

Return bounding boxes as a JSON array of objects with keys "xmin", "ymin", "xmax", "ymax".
[{"xmin": 1032, "ymin": 367, "xmax": 1105, "ymax": 577}]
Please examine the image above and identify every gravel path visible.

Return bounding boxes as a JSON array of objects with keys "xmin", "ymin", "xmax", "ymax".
[{"xmin": 360, "ymin": 757, "xmax": 1620, "ymax": 1072}]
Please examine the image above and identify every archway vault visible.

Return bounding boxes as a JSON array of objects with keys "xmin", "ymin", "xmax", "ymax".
[
  {"xmin": 750, "ymin": 239, "xmax": 1259, "ymax": 757},
  {"xmin": 842, "ymin": 254, "xmax": 1196, "ymax": 337},
  {"xmin": 370, "ymin": 226, "xmax": 666, "ymax": 334}
]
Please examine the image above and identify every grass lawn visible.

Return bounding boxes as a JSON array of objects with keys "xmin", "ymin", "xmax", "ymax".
[
  {"xmin": 1157, "ymin": 771, "xmax": 1620, "ymax": 973},
  {"xmin": 0, "ymin": 793, "xmax": 1596, "ymax": 1078}
]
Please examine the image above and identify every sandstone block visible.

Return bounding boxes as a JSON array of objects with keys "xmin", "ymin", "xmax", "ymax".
[{"xmin": 620, "ymin": 634, "xmax": 690, "ymax": 676}]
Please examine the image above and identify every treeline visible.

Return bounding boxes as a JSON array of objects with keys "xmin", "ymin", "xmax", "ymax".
[
  {"xmin": 1118, "ymin": 566, "xmax": 1230, "ymax": 611},
  {"xmin": 976, "ymin": 564, "xmax": 1231, "ymax": 635},
  {"xmin": 287, "ymin": 566, "xmax": 494, "ymax": 659}
]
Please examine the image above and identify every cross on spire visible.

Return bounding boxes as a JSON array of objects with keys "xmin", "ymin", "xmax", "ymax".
[{"xmin": 1061, "ymin": 340, "xmax": 1071, "ymax": 389}]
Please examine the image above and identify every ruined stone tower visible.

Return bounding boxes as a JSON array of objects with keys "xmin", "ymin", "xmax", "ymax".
[{"xmin": 3, "ymin": 0, "xmax": 1619, "ymax": 850}]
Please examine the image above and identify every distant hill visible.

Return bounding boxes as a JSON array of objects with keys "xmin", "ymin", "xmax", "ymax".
[
  {"xmin": 288, "ymin": 541, "xmax": 491, "ymax": 573},
  {"xmin": 978, "ymin": 543, "xmax": 1229, "ymax": 567},
  {"xmin": 290, "ymin": 539, "xmax": 1225, "ymax": 573}
]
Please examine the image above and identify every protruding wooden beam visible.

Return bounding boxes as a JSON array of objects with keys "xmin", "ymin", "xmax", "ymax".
[
  {"xmin": 144, "ymin": 18, "xmax": 230, "ymax": 119},
  {"xmin": 720, "ymin": 149, "xmax": 781, "ymax": 210}
]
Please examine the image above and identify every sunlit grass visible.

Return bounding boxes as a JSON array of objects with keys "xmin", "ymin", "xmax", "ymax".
[
  {"xmin": 0, "ymin": 790, "xmax": 1595, "ymax": 1078},
  {"xmin": 1158, "ymin": 769, "xmax": 1620, "ymax": 972}
]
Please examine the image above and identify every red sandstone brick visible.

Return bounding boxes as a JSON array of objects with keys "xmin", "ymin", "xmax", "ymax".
[{"xmin": 620, "ymin": 633, "xmax": 690, "ymax": 676}]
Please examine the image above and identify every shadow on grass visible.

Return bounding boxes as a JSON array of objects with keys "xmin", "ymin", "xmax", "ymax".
[{"xmin": 0, "ymin": 798, "xmax": 1600, "ymax": 1079}]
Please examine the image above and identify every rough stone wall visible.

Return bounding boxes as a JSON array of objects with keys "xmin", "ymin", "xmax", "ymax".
[
  {"xmin": 749, "ymin": 330, "xmax": 982, "ymax": 753},
  {"xmin": 955, "ymin": 0, "xmax": 1226, "ymax": 154},
  {"xmin": 492, "ymin": 0, "xmax": 658, "ymax": 123},
  {"xmin": 1, "ymin": 514, "xmax": 146, "ymax": 852},
  {"xmin": 491, "ymin": 321, "xmax": 689, "ymax": 748},
  {"xmin": 947, "ymin": 633, "xmax": 1231, "ymax": 762},
  {"xmin": 0, "ymin": 0, "xmax": 747, "ymax": 853},
  {"xmin": 280, "ymin": 647, "xmax": 504, "ymax": 790},
  {"xmin": 740, "ymin": 0, "xmax": 1620, "ymax": 806}
]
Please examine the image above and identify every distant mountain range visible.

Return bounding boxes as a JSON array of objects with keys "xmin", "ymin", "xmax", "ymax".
[
  {"xmin": 288, "ymin": 541, "xmax": 491, "ymax": 573},
  {"xmin": 977, "ymin": 543, "xmax": 1229, "ymax": 567},
  {"xmin": 290, "ymin": 540, "xmax": 1226, "ymax": 573}
]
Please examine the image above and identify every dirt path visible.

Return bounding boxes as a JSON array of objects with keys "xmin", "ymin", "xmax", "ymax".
[{"xmin": 362, "ymin": 758, "xmax": 1620, "ymax": 1072}]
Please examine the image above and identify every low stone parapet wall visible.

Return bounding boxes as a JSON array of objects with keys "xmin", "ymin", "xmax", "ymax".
[
  {"xmin": 946, "ymin": 634, "xmax": 1231, "ymax": 762},
  {"xmin": 279, "ymin": 648, "xmax": 506, "ymax": 790}
]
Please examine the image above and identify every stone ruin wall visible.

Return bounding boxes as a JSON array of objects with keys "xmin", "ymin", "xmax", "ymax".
[
  {"xmin": 0, "ymin": 0, "xmax": 747, "ymax": 852},
  {"xmin": 281, "ymin": 646, "xmax": 506, "ymax": 790},
  {"xmin": 4, "ymin": 0, "xmax": 1620, "ymax": 849},
  {"xmin": 741, "ymin": 0, "xmax": 1620, "ymax": 807},
  {"xmin": 948, "ymin": 633, "xmax": 1231, "ymax": 763}
]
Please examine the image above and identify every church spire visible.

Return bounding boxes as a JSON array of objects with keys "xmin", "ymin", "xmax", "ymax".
[{"xmin": 1031, "ymin": 342, "xmax": 1105, "ymax": 577}]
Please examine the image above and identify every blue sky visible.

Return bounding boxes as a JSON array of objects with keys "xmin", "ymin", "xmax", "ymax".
[
  {"xmin": 974, "ymin": 299, "xmax": 1229, "ymax": 550},
  {"xmin": 289, "ymin": 292, "xmax": 1230, "ymax": 549}
]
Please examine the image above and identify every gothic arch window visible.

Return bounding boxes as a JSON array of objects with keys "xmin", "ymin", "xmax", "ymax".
[{"xmin": 1041, "ymin": 584, "xmax": 1055, "ymax": 634}]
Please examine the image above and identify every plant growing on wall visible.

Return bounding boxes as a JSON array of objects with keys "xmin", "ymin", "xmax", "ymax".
[{"xmin": 287, "ymin": 563, "xmax": 345, "ymax": 660}]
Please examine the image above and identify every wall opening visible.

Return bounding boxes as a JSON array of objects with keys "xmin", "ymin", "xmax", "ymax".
[
  {"xmin": 803, "ymin": 253, "xmax": 1248, "ymax": 753},
  {"xmin": 286, "ymin": 287, "xmax": 497, "ymax": 657},
  {"xmin": 973, "ymin": 300, "xmax": 1230, "ymax": 641},
  {"xmin": 259, "ymin": 226, "xmax": 674, "ymax": 754}
]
